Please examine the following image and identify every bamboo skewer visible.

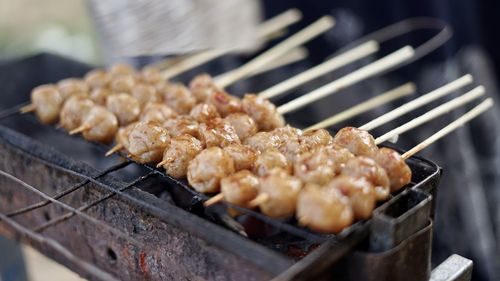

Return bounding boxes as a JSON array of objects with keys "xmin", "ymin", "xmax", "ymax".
[
  {"xmin": 247, "ymin": 193, "xmax": 270, "ymax": 209},
  {"xmin": 203, "ymin": 193, "xmax": 225, "ymax": 207},
  {"xmin": 20, "ymin": 104, "xmax": 36, "ymax": 113},
  {"xmin": 69, "ymin": 125, "xmax": 89, "ymax": 135},
  {"xmin": 214, "ymin": 16, "xmax": 336, "ymax": 89},
  {"xmin": 305, "ymin": 82, "xmax": 416, "ymax": 131},
  {"xmin": 359, "ymin": 74, "xmax": 474, "ymax": 131},
  {"xmin": 160, "ymin": 9, "xmax": 303, "ymax": 81},
  {"xmin": 277, "ymin": 46, "xmax": 416, "ymax": 114},
  {"xmin": 259, "ymin": 40, "xmax": 379, "ymax": 99},
  {"xmin": 374, "ymin": 86, "xmax": 485, "ymax": 144},
  {"xmin": 105, "ymin": 144, "xmax": 124, "ymax": 157},
  {"xmin": 402, "ymin": 98, "xmax": 493, "ymax": 159}
]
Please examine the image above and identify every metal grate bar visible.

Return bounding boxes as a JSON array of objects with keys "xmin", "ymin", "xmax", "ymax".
[
  {"xmin": 0, "ymin": 212, "xmax": 120, "ymax": 281},
  {"xmin": 7, "ymin": 160, "xmax": 132, "ymax": 217},
  {"xmin": 0, "ymin": 168, "xmax": 145, "ymax": 246},
  {"xmin": 34, "ymin": 171, "xmax": 155, "ymax": 233}
]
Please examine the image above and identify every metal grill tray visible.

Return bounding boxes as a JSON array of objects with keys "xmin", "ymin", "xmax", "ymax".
[{"xmin": 0, "ymin": 53, "xmax": 442, "ymax": 281}]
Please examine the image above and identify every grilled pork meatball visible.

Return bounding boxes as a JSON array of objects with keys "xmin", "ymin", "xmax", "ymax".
[
  {"xmin": 60, "ymin": 96, "xmax": 94, "ymax": 131},
  {"xmin": 341, "ymin": 156, "xmax": 390, "ymax": 201},
  {"xmin": 114, "ymin": 122, "xmax": 136, "ymax": 151},
  {"xmin": 140, "ymin": 103, "xmax": 177, "ymax": 124},
  {"xmin": 223, "ymin": 144, "xmax": 258, "ymax": 171},
  {"xmin": 163, "ymin": 116, "xmax": 201, "ymax": 140},
  {"xmin": 80, "ymin": 106, "xmax": 118, "ymax": 143},
  {"xmin": 106, "ymin": 93, "xmax": 141, "ymax": 126},
  {"xmin": 244, "ymin": 132, "xmax": 282, "ymax": 152},
  {"xmin": 84, "ymin": 69, "xmax": 110, "ymax": 89},
  {"xmin": 220, "ymin": 170, "xmax": 259, "ymax": 208},
  {"xmin": 241, "ymin": 94, "xmax": 285, "ymax": 131},
  {"xmin": 224, "ymin": 113, "xmax": 258, "ymax": 141},
  {"xmin": 294, "ymin": 146, "xmax": 335, "ymax": 185},
  {"xmin": 257, "ymin": 169, "xmax": 302, "ymax": 218},
  {"xmin": 189, "ymin": 103, "xmax": 221, "ymax": 123},
  {"xmin": 57, "ymin": 78, "xmax": 89, "ymax": 100},
  {"xmin": 89, "ymin": 88, "xmax": 113, "ymax": 105},
  {"xmin": 297, "ymin": 184, "xmax": 353, "ymax": 234},
  {"xmin": 109, "ymin": 62, "xmax": 136, "ymax": 77},
  {"xmin": 110, "ymin": 74, "xmax": 136, "ymax": 93},
  {"xmin": 189, "ymin": 73, "xmax": 217, "ymax": 102},
  {"xmin": 253, "ymin": 149, "xmax": 292, "ymax": 176},
  {"xmin": 199, "ymin": 118, "xmax": 240, "ymax": 148},
  {"xmin": 124, "ymin": 121, "xmax": 170, "ymax": 164},
  {"xmin": 300, "ymin": 129, "xmax": 333, "ymax": 149},
  {"xmin": 159, "ymin": 134, "xmax": 203, "ymax": 178},
  {"xmin": 29, "ymin": 84, "xmax": 63, "ymax": 124},
  {"xmin": 374, "ymin": 147, "xmax": 412, "ymax": 192},
  {"xmin": 272, "ymin": 125, "xmax": 303, "ymax": 156},
  {"xmin": 131, "ymin": 84, "xmax": 161, "ymax": 107},
  {"xmin": 327, "ymin": 145, "xmax": 355, "ymax": 174},
  {"xmin": 207, "ymin": 90, "xmax": 243, "ymax": 117},
  {"xmin": 187, "ymin": 147, "xmax": 235, "ymax": 193},
  {"xmin": 139, "ymin": 67, "xmax": 163, "ymax": 84},
  {"xmin": 162, "ymin": 83, "xmax": 196, "ymax": 114},
  {"xmin": 333, "ymin": 127, "xmax": 378, "ymax": 157},
  {"xmin": 326, "ymin": 176, "xmax": 376, "ymax": 220}
]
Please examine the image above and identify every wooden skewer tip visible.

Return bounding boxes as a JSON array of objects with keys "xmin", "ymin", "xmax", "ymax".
[
  {"xmin": 156, "ymin": 160, "xmax": 167, "ymax": 168},
  {"xmin": 248, "ymin": 193, "xmax": 270, "ymax": 209},
  {"xmin": 69, "ymin": 125, "xmax": 89, "ymax": 135},
  {"xmin": 105, "ymin": 144, "xmax": 124, "ymax": 157},
  {"xmin": 203, "ymin": 193, "xmax": 225, "ymax": 207},
  {"xmin": 20, "ymin": 104, "xmax": 36, "ymax": 114}
]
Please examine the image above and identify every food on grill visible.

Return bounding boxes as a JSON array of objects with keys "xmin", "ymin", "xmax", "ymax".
[
  {"xmin": 198, "ymin": 118, "xmax": 241, "ymax": 148},
  {"xmin": 163, "ymin": 115, "xmax": 201, "ymax": 139},
  {"xmin": 109, "ymin": 62, "xmax": 136, "ymax": 78},
  {"xmin": 251, "ymin": 168, "xmax": 302, "ymax": 218},
  {"xmin": 59, "ymin": 95, "xmax": 94, "ymax": 131},
  {"xmin": 140, "ymin": 103, "xmax": 177, "ymax": 124},
  {"xmin": 220, "ymin": 170, "xmax": 259, "ymax": 208},
  {"xmin": 244, "ymin": 131, "xmax": 282, "ymax": 152},
  {"xmin": 341, "ymin": 156, "xmax": 391, "ymax": 201},
  {"xmin": 241, "ymin": 94, "xmax": 285, "ymax": 131},
  {"xmin": 24, "ymin": 84, "xmax": 63, "ymax": 124},
  {"xmin": 122, "ymin": 121, "xmax": 169, "ymax": 164},
  {"xmin": 189, "ymin": 73, "xmax": 217, "ymax": 102},
  {"xmin": 326, "ymin": 176, "xmax": 375, "ymax": 220},
  {"xmin": 157, "ymin": 134, "xmax": 203, "ymax": 178},
  {"xmin": 224, "ymin": 113, "xmax": 258, "ymax": 141},
  {"xmin": 131, "ymin": 84, "xmax": 161, "ymax": 107},
  {"xmin": 84, "ymin": 68, "xmax": 110, "ymax": 88},
  {"xmin": 110, "ymin": 74, "xmax": 136, "ymax": 93},
  {"xmin": 207, "ymin": 90, "xmax": 243, "ymax": 117},
  {"xmin": 89, "ymin": 88, "xmax": 113, "ymax": 105},
  {"xmin": 189, "ymin": 103, "xmax": 221, "ymax": 123},
  {"xmin": 70, "ymin": 106, "xmax": 118, "ymax": 143},
  {"xmin": 293, "ymin": 146, "xmax": 336, "ymax": 185},
  {"xmin": 253, "ymin": 149, "xmax": 292, "ymax": 176},
  {"xmin": 223, "ymin": 144, "xmax": 258, "ymax": 171},
  {"xmin": 57, "ymin": 78, "xmax": 89, "ymax": 100},
  {"xmin": 333, "ymin": 127, "xmax": 378, "ymax": 157},
  {"xmin": 300, "ymin": 128, "xmax": 333, "ymax": 149},
  {"xmin": 161, "ymin": 83, "xmax": 196, "ymax": 114},
  {"xmin": 139, "ymin": 67, "xmax": 163, "ymax": 84},
  {"xmin": 297, "ymin": 184, "xmax": 353, "ymax": 233},
  {"xmin": 187, "ymin": 147, "xmax": 235, "ymax": 193},
  {"xmin": 374, "ymin": 147, "xmax": 412, "ymax": 192},
  {"xmin": 106, "ymin": 93, "xmax": 141, "ymax": 126}
]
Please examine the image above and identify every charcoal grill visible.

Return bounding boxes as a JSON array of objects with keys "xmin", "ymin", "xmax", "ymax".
[{"xmin": 0, "ymin": 53, "xmax": 453, "ymax": 281}]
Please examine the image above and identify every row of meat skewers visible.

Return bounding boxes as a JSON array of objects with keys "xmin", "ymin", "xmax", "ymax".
[{"xmin": 22, "ymin": 60, "xmax": 492, "ymax": 234}]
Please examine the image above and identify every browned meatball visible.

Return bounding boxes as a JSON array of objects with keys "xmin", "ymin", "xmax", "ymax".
[
  {"xmin": 243, "ymin": 132, "xmax": 282, "ymax": 152},
  {"xmin": 60, "ymin": 95, "xmax": 94, "ymax": 131},
  {"xmin": 84, "ymin": 69, "xmax": 110, "ymax": 89},
  {"xmin": 294, "ymin": 147, "xmax": 335, "ymax": 185},
  {"xmin": 300, "ymin": 129, "xmax": 333, "ymax": 150},
  {"xmin": 162, "ymin": 83, "xmax": 196, "ymax": 114},
  {"xmin": 325, "ymin": 144, "xmax": 355, "ymax": 174},
  {"xmin": 224, "ymin": 113, "xmax": 258, "ymax": 141},
  {"xmin": 110, "ymin": 74, "xmax": 136, "ymax": 93},
  {"xmin": 189, "ymin": 73, "xmax": 217, "ymax": 102},
  {"xmin": 57, "ymin": 78, "xmax": 89, "ymax": 100},
  {"xmin": 199, "ymin": 118, "xmax": 241, "ymax": 148},
  {"xmin": 29, "ymin": 84, "xmax": 63, "ymax": 124},
  {"xmin": 272, "ymin": 125, "xmax": 303, "ymax": 155},
  {"xmin": 114, "ymin": 122, "xmax": 136, "ymax": 149},
  {"xmin": 241, "ymin": 94, "xmax": 285, "ymax": 131},
  {"xmin": 297, "ymin": 184, "xmax": 353, "ymax": 233},
  {"xmin": 131, "ymin": 84, "xmax": 161, "ymax": 107},
  {"xmin": 163, "ymin": 116, "xmax": 201, "ymax": 140},
  {"xmin": 207, "ymin": 90, "xmax": 243, "ymax": 117},
  {"xmin": 124, "ymin": 121, "xmax": 170, "ymax": 164},
  {"xmin": 140, "ymin": 103, "xmax": 177, "ymax": 124},
  {"xmin": 341, "ymin": 156, "xmax": 390, "ymax": 201},
  {"xmin": 253, "ymin": 149, "xmax": 292, "ymax": 176},
  {"xmin": 374, "ymin": 147, "xmax": 412, "ymax": 192},
  {"xmin": 89, "ymin": 88, "xmax": 113, "ymax": 105},
  {"xmin": 106, "ymin": 93, "xmax": 141, "ymax": 126},
  {"xmin": 257, "ymin": 169, "xmax": 302, "ymax": 218},
  {"xmin": 139, "ymin": 67, "xmax": 163, "ymax": 84},
  {"xmin": 80, "ymin": 106, "xmax": 118, "ymax": 143},
  {"xmin": 333, "ymin": 127, "xmax": 378, "ymax": 157},
  {"xmin": 220, "ymin": 170, "xmax": 259, "ymax": 207},
  {"xmin": 187, "ymin": 147, "xmax": 235, "ymax": 193},
  {"xmin": 326, "ymin": 176, "xmax": 376, "ymax": 220},
  {"xmin": 109, "ymin": 62, "xmax": 136, "ymax": 77},
  {"xmin": 159, "ymin": 134, "xmax": 203, "ymax": 178},
  {"xmin": 189, "ymin": 103, "xmax": 221, "ymax": 123},
  {"xmin": 223, "ymin": 144, "xmax": 258, "ymax": 171}
]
